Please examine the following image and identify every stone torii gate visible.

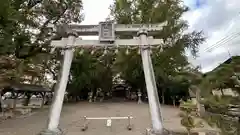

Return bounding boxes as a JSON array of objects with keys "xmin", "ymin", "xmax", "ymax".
[{"xmin": 39, "ymin": 21, "xmax": 167, "ymax": 135}]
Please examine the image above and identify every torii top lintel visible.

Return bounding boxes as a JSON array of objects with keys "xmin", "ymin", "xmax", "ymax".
[{"xmin": 54, "ymin": 21, "xmax": 167, "ymax": 36}]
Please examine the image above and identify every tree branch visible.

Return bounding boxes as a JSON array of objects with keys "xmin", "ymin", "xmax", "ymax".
[{"xmin": 17, "ymin": 2, "xmax": 68, "ymax": 59}]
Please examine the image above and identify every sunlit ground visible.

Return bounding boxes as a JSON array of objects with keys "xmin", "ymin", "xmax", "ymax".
[{"xmin": 0, "ymin": 102, "xmax": 216, "ymax": 135}]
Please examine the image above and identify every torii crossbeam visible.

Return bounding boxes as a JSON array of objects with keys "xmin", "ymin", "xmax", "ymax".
[{"xmin": 39, "ymin": 21, "xmax": 167, "ymax": 135}]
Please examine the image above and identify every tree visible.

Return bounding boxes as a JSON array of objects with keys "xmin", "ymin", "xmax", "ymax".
[
  {"xmin": 110, "ymin": 0, "xmax": 205, "ymax": 103},
  {"xmin": 1, "ymin": 0, "xmax": 83, "ymax": 58},
  {"xmin": 207, "ymin": 64, "xmax": 235, "ymax": 96},
  {"xmin": 68, "ymin": 48, "xmax": 116, "ymax": 101},
  {"xmin": 68, "ymin": 49, "xmax": 99, "ymax": 100},
  {"xmin": 0, "ymin": 0, "xmax": 84, "ymax": 87},
  {"xmin": 114, "ymin": 49, "xmax": 145, "ymax": 93},
  {"xmin": 181, "ymin": 56, "xmax": 240, "ymax": 135},
  {"xmin": 173, "ymin": 67, "xmax": 210, "ymax": 116},
  {"xmin": 180, "ymin": 99, "xmax": 203, "ymax": 135},
  {"xmin": 167, "ymin": 76, "xmax": 191, "ymax": 106}
]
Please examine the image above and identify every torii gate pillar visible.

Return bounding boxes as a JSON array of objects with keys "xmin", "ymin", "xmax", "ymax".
[
  {"xmin": 39, "ymin": 32, "xmax": 77, "ymax": 135},
  {"xmin": 138, "ymin": 30, "xmax": 165, "ymax": 135},
  {"xmin": 39, "ymin": 22, "xmax": 168, "ymax": 135}
]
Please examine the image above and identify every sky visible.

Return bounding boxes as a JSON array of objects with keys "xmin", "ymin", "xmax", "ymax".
[{"xmin": 81, "ymin": 0, "xmax": 240, "ymax": 73}]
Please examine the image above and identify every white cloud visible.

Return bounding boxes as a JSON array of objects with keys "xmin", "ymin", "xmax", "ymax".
[
  {"xmin": 82, "ymin": 0, "xmax": 113, "ymax": 25},
  {"xmin": 81, "ymin": 0, "xmax": 240, "ymax": 73},
  {"xmin": 81, "ymin": 0, "xmax": 113, "ymax": 40},
  {"xmin": 184, "ymin": 0, "xmax": 240, "ymax": 72}
]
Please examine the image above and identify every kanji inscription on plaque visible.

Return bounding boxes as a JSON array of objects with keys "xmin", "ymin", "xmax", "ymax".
[{"xmin": 99, "ymin": 22, "xmax": 115, "ymax": 42}]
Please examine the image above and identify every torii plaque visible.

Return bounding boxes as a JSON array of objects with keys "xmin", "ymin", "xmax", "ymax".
[{"xmin": 99, "ymin": 21, "xmax": 115, "ymax": 42}]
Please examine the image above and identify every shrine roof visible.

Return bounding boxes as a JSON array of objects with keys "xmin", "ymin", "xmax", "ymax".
[{"xmin": 2, "ymin": 83, "xmax": 51, "ymax": 93}]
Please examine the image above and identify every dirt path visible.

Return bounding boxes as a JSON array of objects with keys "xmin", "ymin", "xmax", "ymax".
[{"xmin": 0, "ymin": 102, "xmax": 184, "ymax": 135}]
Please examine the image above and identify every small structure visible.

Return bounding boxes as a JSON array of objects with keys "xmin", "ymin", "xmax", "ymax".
[
  {"xmin": 1, "ymin": 83, "xmax": 51, "ymax": 109},
  {"xmin": 88, "ymin": 91, "xmax": 93, "ymax": 102},
  {"xmin": 137, "ymin": 89, "xmax": 142, "ymax": 104},
  {"xmin": 112, "ymin": 84, "xmax": 128, "ymax": 100},
  {"xmin": 81, "ymin": 115, "xmax": 133, "ymax": 131}
]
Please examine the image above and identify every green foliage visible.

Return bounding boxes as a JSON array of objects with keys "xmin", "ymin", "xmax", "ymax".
[
  {"xmin": 203, "ymin": 95, "xmax": 232, "ymax": 109},
  {"xmin": 180, "ymin": 100, "xmax": 203, "ymax": 134},
  {"xmin": 1, "ymin": 0, "xmax": 83, "ymax": 57},
  {"xmin": 180, "ymin": 99, "xmax": 197, "ymax": 114},
  {"xmin": 0, "ymin": 0, "xmax": 83, "ymax": 87},
  {"xmin": 187, "ymin": 56, "xmax": 240, "ymax": 135},
  {"xmin": 203, "ymin": 112, "xmax": 239, "ymax": 135},
  {"xmin": 206, "ymin": 56, "xmax": 240, "ymax": 95},
  {"xmin": 67, "ymin": 49, "xmax": 116, "ymax": 98},
  {"xmin": 202, "ymin": 95, "xmax": 239, "ymax": 135},
  {"xmin": 114, "ymin": 49, "xmax": 145, "ymax": 91},
  {"xmin": 110, "ymin": 0, "xmax": 205, "ymax": 99}
]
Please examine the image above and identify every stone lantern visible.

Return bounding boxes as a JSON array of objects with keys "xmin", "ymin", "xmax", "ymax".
[
  {"xmin": 88, "ymin": 91, "xmax": 93, "ymax": 103},
  {"xmin": 137, "ymin": 90, "xmax": 142, "ymax": 104}
]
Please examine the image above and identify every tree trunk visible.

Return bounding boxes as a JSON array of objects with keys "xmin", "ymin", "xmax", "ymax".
[
  {"xmin": 0, "ymin": 91, "xmax": 3, "ymax": 112},
  {"xmin": 92, "ymin": 89, "xmax": 97, "ymax": 102},
  {"xmin": 0, "ymin": 97, "xmax": 2, "ymax": 112},
  {"xmin": 23, "ymin": 93, "xmax": 31, "ymax": 106},
  {"xmin": 13, "ymin": 98, "xmax": 17, "ymax": 110},
  {"xmin": 220, "ymin": 89, "xmax": 224, "ymax": 96},
  {"xmin": 161, "ymin": 89, "xmax": 165, "ymax": 104},
  {"xmin": 40, "ymin": 93, "xmax": 46, "ymax": 108},
  {"xmin": 0, "ymin": 95, "xmax": 4, "ymax": 118},
  {"xmin": 173, "ymin": 98, "xmax": 176, "ymax": 107},
  {"xmin": 41, "ymin": 97, "xmax": 45, "ymax": 108},
  {"xmin": 100, "ymin": 92, "xmax": 105, "ymax": 102},
  {"xmin": 238, "ymin": 117, "xmax": 240, "ymax": 135},
  {"xmin": 75, "ymin": 96, "xmax": 78, "ymax": 102},
  {"xmin": 12, "ymin": 93, "xmax": 18, "ymax": 110},
  {"xmin": 77, "ymin": 96, "xmax": 80, "ymax": 101}
]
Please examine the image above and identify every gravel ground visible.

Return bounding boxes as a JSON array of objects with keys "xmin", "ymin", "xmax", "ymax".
[{"xmin": 0, "ymin": 102, "xmax": 214, "ymax": 135}]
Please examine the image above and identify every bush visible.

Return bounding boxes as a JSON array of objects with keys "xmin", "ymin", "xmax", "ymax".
[{"xmin": 179, "ymin": 99, "xmax": 203, "ymax": 135}]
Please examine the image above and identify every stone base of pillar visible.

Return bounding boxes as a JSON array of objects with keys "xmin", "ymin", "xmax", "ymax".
[
  {"xmin": 146, "ymin": 128, "xmax": 170, "ymax": 135},
  {"xmin": 38, "ymin": 128, "xmax": 63, "ymax": 135}
]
